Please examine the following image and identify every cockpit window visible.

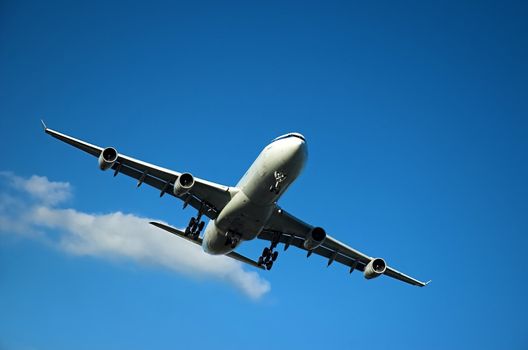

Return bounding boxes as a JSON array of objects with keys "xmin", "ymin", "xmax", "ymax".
[{"xmin": 272, "ymin": 133, "xmax": 306, "ymax": 142}]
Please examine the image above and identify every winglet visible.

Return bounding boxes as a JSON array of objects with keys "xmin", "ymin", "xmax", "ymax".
[
  {"xmin": 424, "ymin": 280, "xmax": 432, "ymax": 286},
  {"xmin": 40, "ymin": 119, "xmax": 48, "ymax": 131}
]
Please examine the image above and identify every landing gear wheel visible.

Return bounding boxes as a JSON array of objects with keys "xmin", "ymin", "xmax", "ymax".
[
  {"xmin": 259, "ymin": 240, "xmax": 281, "ymax": 270},
  {"xmin": 185, "ymin": 217, "xmax": 196, "ymax": 236}
]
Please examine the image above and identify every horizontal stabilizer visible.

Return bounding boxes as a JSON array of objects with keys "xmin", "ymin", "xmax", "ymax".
[
  {"xmin": 150, "ymin": 221, "xmax": 203, "ymax": 245},
  {"xmin": 149, "ymin": 221, "xmax": 264, "ymax": 270}
]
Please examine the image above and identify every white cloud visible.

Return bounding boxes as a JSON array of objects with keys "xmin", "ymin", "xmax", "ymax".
[
  {"xmin": 0, "ymin": 172, "xmax": 270, "ymax": 299},
  {"xmin": 0, "ymin": 171, "xmax": 71, "ymax": 205}
]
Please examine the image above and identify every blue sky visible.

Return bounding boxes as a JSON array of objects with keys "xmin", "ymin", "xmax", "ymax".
[{"xmin": 1, "ymin": 0, "xmax": 527, "ymax": 349}]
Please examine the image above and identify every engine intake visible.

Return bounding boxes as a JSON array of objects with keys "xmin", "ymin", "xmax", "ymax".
[
  {"xmin": 98, "ymin": 147, "xmax": 118, "ymax": 171},
  {"xmin": 363, "ymin": 258, "xmax": 387, "ymax": 279},
  {"xmin": 303, "ymin": 227, "xmax": 326, "ymax": 250},
  {"xmin": 173, "ymin": 173, "xmax": 195, "ymax": 196}
]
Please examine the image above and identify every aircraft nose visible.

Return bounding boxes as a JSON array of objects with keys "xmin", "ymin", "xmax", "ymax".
[{"xmin": 288, "ymin": 137, "xmax": 308, "ymax": 159}]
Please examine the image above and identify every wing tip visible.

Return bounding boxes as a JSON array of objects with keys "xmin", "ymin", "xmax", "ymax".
[
  {"xmin": 40, "ymin": 119, "xmax": 48, "ymax": 132},
  {"xmin": 419, "ymin": 279, "xmax": 432, "ymax": 287}
]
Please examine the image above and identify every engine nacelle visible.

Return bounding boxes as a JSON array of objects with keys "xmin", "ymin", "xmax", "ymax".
[
  {"xmin": 303, "ymin": 227, "xmax": 326, "ymax": 250},
  {"xmin": 363, "ymin": 258, "xmax": 387, "ymax": 279},
  {"xmin": 98, "ymin": 147, "xmax": 118, "ymax": 171},
  {"xmin": 173, "ymin": 173, "xmax": 195, "ymax": 196}
]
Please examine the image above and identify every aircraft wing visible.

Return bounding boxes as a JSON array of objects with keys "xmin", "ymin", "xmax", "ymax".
[
  {"xmin": 42, "ymin": 123, "xmax": 234, "ymax": 219},
  {"xmin": 259, "ymin": 207, "xmax": 430, "ymax": 287},
  {"xmin": 149, "ymin": 221, "xmax": 264, "ymax": 269}
]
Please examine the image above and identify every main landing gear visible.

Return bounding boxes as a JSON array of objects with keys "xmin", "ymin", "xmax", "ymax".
[
  {"xmin": 184, "ymin": 209, "xmax": 205, "ymax": 240},
  {"xmin": 258, "ymin": 241, "xmax": 279, "ymax": 270}
]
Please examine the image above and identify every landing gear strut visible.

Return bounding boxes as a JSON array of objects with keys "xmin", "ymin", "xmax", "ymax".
[
  {"xmin": 258, "ymin": 240, "xmax": 279, "ymax": 270},
  {"xmin": 184, "ymin": 208, "xmax": 205, "ymax": 240}
]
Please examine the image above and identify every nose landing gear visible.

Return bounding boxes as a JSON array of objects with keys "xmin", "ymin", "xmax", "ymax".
[
  {"xmin": 258, "ymin": 241, "xmax": 279, "ymax": 270},
  {"xmin": 224, "ymin": 231, "xmax": 241, "ymax": 249}
]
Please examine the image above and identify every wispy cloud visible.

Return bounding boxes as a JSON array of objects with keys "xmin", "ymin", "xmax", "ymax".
[
  {"xmin": 0, "ymin": 172, "xmax": 270, "ymax": 299},
  {"xmin": 1, "ymin": 171, "xmax": 71, "ymax": 205}
]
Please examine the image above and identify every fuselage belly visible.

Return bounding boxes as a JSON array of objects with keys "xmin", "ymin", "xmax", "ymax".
[{"xmin": 202, "ymin": 135, "xmax": 307, "ymax": 255}]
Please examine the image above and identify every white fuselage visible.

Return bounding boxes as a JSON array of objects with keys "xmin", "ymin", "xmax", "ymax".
[{"xmin": 202, "ymin": 134, "xmax": 307, "ymax": 255}]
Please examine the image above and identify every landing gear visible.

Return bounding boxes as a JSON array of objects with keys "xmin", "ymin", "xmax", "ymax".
[
  {"xmin": 263, "ymin": 247, "xmax": 270, "ymax": 257},
  {"xmin": 272, "ymin": 251, "xmax": 279, "ymax": 261},
  {"xmin": 258, "ymin": 240, "xmax": 279, "ymax": 270},
  {"xmin": 224, "ymin": 232, "xmax": 241, "ymax": 249},
  {"xmin": 184, "ymin": 209, "xmax": 205, "ymax": 240}
]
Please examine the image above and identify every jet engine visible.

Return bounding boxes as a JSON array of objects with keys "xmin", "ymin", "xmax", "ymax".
[
  {"xmin": 303, "ymin": 227, "xmax": 326, "ymax": 250},
  {"xmin": 363, "ymin": 258, "xmax": 387, "ymax": 279},
  {"xmin": 98, "ymin": 147, "xmax": 118, "ymax": 171},
  {"xmin": 173, "ymin": 173, "xmax": 195, "ymax": 196}
]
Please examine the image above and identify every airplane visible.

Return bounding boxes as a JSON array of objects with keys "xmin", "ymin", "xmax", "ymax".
[{"xmin": 42, "ymin": 121, "xmax": 429, "ymax": 287}]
